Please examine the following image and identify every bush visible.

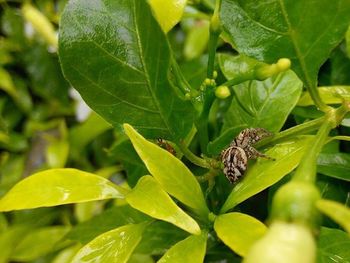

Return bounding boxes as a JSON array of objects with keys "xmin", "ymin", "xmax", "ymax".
[{"xmin": 0, "ymin": 0, "xmax": 350, "ymax": 262}]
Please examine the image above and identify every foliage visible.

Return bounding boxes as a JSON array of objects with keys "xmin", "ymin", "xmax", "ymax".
[{"xmin": 0, "ymin": 0, "xmax": 350, "ymax": 262}]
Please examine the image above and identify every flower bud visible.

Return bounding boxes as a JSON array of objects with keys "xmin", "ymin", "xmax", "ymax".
[
  {"xmin": 271, "ymin": 182, "xmax": 321, "ymax": 227},
  {"xmin": 215, "ymin": 86, "xmax": 231, "ymax": 99},
  {"xmin": 244, "ymin": 222, "xmax": 316, "ymax": 263}
]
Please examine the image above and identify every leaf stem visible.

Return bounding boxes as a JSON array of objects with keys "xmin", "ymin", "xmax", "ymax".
[
  {"xmin": 293, "ymin": 101, "xmax": 350, "ymax": 182},
  {"xmin": 207, "ymin": 0, "xmax": 222, "ymax": 78},
  {"xmin": 255, "ymin": 117, "xmax": 325, "ymax": 148},
  {"xmin": 178, "ymin": 141, "xmax": 211, "ymax": 168},
  {"xmin": 307, "ymin": 85, "xmax": 332, "ymax": 113}
]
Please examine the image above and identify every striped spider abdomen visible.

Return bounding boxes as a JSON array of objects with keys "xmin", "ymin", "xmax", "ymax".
[{"xmin": 221, "ymin": 128, "xmax": 273, "ymax": 183}]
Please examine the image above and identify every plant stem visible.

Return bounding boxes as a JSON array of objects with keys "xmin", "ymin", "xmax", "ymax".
[
  {"xmin": 207, "ymin": 0, "xmax": 222, "ymax": 78},
  {"xmin": 171, "ymin": 56, "xmax": 194, "ymax": 95},
  {"xmin": 255, "ymin": 117, "xmax": 325, "ymax": 148},
  {"xmin": 293, "ymin": 101, "xmax": 350, "ymax": 182},
  {"xmin": 178, "ymin": 141, "xmax": 211, "ymax": 168},
  {"xmin": 307, "ymin": 85, "xmax": 332, "ymax": 113}
]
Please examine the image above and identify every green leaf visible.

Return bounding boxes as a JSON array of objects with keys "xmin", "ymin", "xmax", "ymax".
[
  {"xmin": 222, "ymin": 70, "xmax": 302, "ymax": 133},
  {"xmin": 157, "ymin": 232, "xmax": 207, "ymax": 263},
  {"xmin": 220, "ymin": 136, "xmax": 312, "ymax": 213},
  {"xmin": 214, "ymin": 212, "xmax": 266, "ymax": 257},
  {"xmin": 316, "ymin": 199, "xmax": 350, "ymax": 234},
  {"xmin": 135, "ymin": 221, "xmax": 188, "ymax": 255},
  {"xmin": 184, "ymin": 20, "xmax": 210, "ymax": 60},
  {"xmin": 298, "ymin": 86, "xmax": 350, "ymax": 106},
  {"xmin": 67, "ymin": 205, "xmax": 148, "ymax": 244},
  {"xmin": 72, "ymin": 223, "xmax": 147, "ymax": 263},
  {"xmin": 148, "ymin": 0, "xmax": 187, "ymax": 33},
  {"xmin": 0, "ymin": 226, "xmax": 30, "ymax": 263},
  {"xmin": 218, "ymin": 53, "xmax": 265, "ymax": 80},
  {"xmin": 0, "ymin": 168, "xmax": 125, "ymax": 211},
  {"xmin": 220, "ymin": 0, "xmax": 350, "ymax": 90},
  {"xmin": 317, "ymin": 153, "xmax": 350, "ymax": 181},
  {"xmin": 317, "ymin": 227, "xmax": 350, "ymax": 263},
  {"xmin": 52, "ymin": 244, "xmax": 82, "ymax": 263},
  {"xmin": 126, "ymin": 176, "xmax": 201, "ymax": 235},
  {"xmin": 210, "ymin": 70, "xmax": 302, "ymax": 156},
  {"xmin": 10, "ymin": 226, "xmax": 70, "ymax": 261},
  {"xmin": 59, "ymin": 0, "xmax": 194, "ymax": 141},
  {"xmin": 124, "ymin": 124, "xmax": 209, "ymax": 218}
]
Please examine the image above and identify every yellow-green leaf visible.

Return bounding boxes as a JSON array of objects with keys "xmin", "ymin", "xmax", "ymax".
[
  {"xmin": 0, "ymin": 168, "xmax": 125, "ymax": 212},
  {"xmin": 157, "ymin": 231, "xmax": 207, "ymax": 263},
  {"xmin": 11, "ymin": 226, "xmax": 70, "ymax": 261},
  {"xmin": 316, "ymin": 199, "xmax": 350, "ymax": 234},
  {"xmin": 72, "ymin": 223, "xmax": 147, "ymax": 263},
  {"xmin": 298, "ymin": 86, "xmax": 350, "ymax": 106},
  {"xmin": 148, "ymin": 0, "xmax": 187, "ymax": 33},
  {"xmin": 220, "ymin": 136, "xmax": 313, "ymax": 213},
  {"xmin": 126, "ymin": 176, "xmax": 200, "ymax": 235},
  {"xmin": 124, "ymin": 124, "xmax": 209, "ymax": 218},
  {"xmin": 214, "ymin": 212, "xmax": 266, "ymax": 257}
]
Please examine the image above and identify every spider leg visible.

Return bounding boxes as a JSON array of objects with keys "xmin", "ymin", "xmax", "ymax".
[{"xmin": 245, "ymin": 145, "xmax": 275, "ymax": 160}]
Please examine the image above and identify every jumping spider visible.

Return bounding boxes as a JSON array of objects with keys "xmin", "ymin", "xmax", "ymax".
[{"xmin": 221, "ymin": 128, "xmax": 274, "ymax": 183}]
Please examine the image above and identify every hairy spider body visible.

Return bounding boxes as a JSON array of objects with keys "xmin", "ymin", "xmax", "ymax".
[{"xmin": 221, "ymin": 128, "xmax": 273, "ymax": 183}]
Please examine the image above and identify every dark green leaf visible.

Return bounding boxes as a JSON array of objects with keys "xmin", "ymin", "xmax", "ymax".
[
  {"xmin": 66, "ymin": 205, "xmax": 149, "ymax": 244},
  {"xmin": 317, "ymin": 227, "xmax": 350, "ymax": 263},
  {"xmin": 135, "ymin": 221, "xmax": 188, "ymax": 255},
  {"xmin": 210, "ymin": 71, "xmax": 302, "ymax": 155},
  {"xmin": 59, "ymin": 0, "xmax": 194, "ymax": 140},
  {"xmin": 220, "ymin": 0, "xmax": 350, "ymax": 89},
  {"xmin": 317, "ymin": 153, "xmax": 350, "ymax": 181}
]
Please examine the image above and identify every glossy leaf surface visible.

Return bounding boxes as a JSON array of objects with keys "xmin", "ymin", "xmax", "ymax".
[
  {"xmin": 11, "ymin": 226, "xmax": 70, "ymax": 261},
  {"xmin": 317, "ymin": 153, "xmax": 350, "ymax": 181},
  {"xmin": 59, "ymin": 0, "xmax": 194, "ymax": 140},
  {"xmin": 157, "ymin": 232, "xmax": 207, "ymax": 263},
  {"xmin": 124, "ymin": 124, "xmax": 209, "ymax": 217},
  {"xmin": 214, "ymin": 212, "xmax": 266, "ymax": 257},
  {"xmin": 221, "ymin": 136, "xmax": 312, "ymax": 213},
  {"xmin": 220, "ymin": 0, "xmax": 350, "ymax": 89},
  {"xmin": 0, "ymin": 169, "xmax": 124, "ymax": 211},
  {"xmin": 298, "ymin": 86, "xmax": 350, "ymax": 106},
  {"xmin": 126, "ymin": 176, "xmax": 201, "ymax": 235},
  {"xmin": 222, "ymin": 70, "xmax": 302, "ymax": 133},
  {"xmin": 72, "ymin": 223, "xmax": 147, "ymax": 263},
  {"xmin": 316, "ymin": 199, "xmax": 350, "ymax": 234},
  {"xmin": 148, "ymin": 0, "xmax": 187, "ymax": 33},
  {"xmin": 317, "ymin": 227, "xmax": 350, "ymax": 262},
  {"xmin": 218, "ymin": 53, "xmax": 265, "ymax": 80}
]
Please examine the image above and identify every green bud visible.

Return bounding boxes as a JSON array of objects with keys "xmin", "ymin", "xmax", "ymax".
[
  {"xmin": 185, "ymin": 93, "xmax": 191, "ymax": 100},
  {"xmin": 213, "ymin": 70, "xmax": 218, "ymax": 79},
  {"xmin": 271, "ymin": 182, "xmax": 321, "ymax": 227},
  {"xmin": 215, "ymin": 86, "xmax": 231, "ymax": 99},
  {"xmin": 204, "ymin": 78, "xmax": 212, "ymax": 86},
  {"xmin": 277, "ymin": 58, "xmax": 291, "ymax": 72},
  {"xmin": 255, "ymin": 64, "xmax": 278, "ymax": 80},
  {"xmin": 210, "ymin": 12, "xmax": 221, "ymax": 33},
  {"xmin": 244, "ymin": 222, "xmax": 316, "ymax": 263}
]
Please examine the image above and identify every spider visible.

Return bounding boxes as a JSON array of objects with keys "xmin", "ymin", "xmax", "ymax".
[
  {"xmin": 157, "ymin": 138, "xmax": 177, "ymax": 156},
  {"xmin": 221, "ymin": 128, "xmax": 274, "ymax": 183}
]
